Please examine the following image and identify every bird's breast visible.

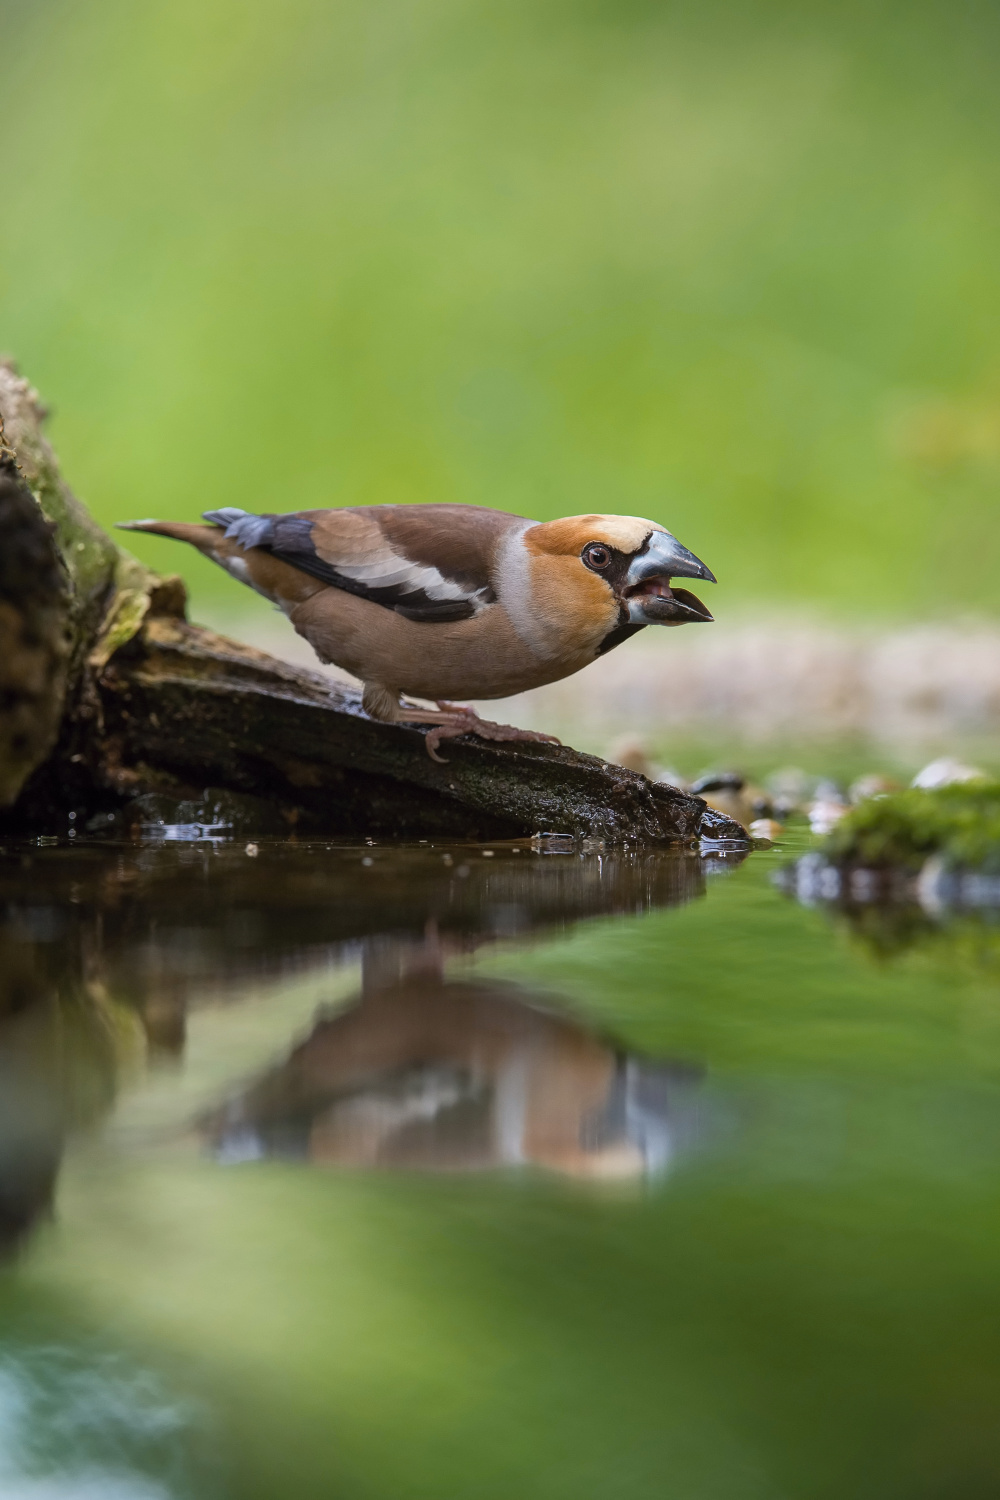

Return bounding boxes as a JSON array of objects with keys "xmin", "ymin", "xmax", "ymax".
[{"xmin": 288, "ymin": 587, "xmax": 603, "ymax": 700}]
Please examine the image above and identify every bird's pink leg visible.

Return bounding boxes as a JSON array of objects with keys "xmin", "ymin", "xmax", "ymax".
[
  {"xmin": 424, "ymin": 714, "xmax": 561, "ymax": 764},
  {"xmin": 390, "ymin": 701, "xmax": 560, "ymax": 764}
]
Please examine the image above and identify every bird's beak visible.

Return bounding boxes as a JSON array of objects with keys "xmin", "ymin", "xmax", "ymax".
[{"xmin": 621, "ymin": 531, "xmax": 716, "ymax": 626}]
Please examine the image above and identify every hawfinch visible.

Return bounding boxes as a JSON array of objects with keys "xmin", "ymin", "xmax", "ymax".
[{"xmin": 119, "ymin": 505, "xmax": 715, "ymax": 760}]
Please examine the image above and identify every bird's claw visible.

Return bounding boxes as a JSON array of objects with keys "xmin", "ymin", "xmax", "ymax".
[{"xmin": 424, "ymin": 714, "xmax": 561, "ymax": 764}]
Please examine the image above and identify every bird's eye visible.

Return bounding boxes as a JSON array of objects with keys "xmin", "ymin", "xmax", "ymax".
[{"xmin": 583, "ymin": 543, "xmax": 612, "ymax": 571}]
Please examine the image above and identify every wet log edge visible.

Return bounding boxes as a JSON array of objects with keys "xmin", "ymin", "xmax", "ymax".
[{"xmin": 95, "ymin": 617, "xmax": 744, "ymax": 842}]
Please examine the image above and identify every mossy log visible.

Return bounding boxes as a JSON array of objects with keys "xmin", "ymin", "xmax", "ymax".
[
  {"xmin": 0, "ymin": 461, "xmax": 69, "ymax": 804},
  {"xmin": 0, "ymin": 361, "xmax": 744, "ymax": 844}
]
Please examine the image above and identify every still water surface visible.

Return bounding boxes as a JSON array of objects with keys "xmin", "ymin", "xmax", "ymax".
[{"xmin": 1, "ymin": 835, "xmax": 999, "ymax": 1499}]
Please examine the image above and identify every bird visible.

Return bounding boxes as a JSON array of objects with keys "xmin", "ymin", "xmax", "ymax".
[{"xmin": 117, "ymin": 504, "xmax": 715, "ymax": 761}]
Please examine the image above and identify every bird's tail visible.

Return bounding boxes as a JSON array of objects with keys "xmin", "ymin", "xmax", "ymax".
[{"xmin": 115, "ymin": 518, "xmax": 226, "ymax": 553}]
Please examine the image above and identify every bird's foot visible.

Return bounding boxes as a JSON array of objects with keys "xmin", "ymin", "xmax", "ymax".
[
  {"xmin": 388, "ymin": 698, "xmax": 560, "ymax": 762},
  {"xmin": 423, "ymin": 711, "xmax": 560, "ymax": 765}
]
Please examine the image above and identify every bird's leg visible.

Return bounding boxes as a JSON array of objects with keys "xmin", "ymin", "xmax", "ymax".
[
  {"xmin": 421, "ymin": 711, "xmax": 561, "ymax": 765},
  {"xmin": 361, "ymin": 682, "xmax": 559, "ymax": 764}
]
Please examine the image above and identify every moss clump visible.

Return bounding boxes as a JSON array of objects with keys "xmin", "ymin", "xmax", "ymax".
[{"xmin": 825, "ymin": 781, "xmax": 1000, "ymax": 873}]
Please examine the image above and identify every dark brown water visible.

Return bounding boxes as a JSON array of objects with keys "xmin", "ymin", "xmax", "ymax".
[{"xmin": 0, "ymin": 833, "xmax": 998, "ymax": 1499}]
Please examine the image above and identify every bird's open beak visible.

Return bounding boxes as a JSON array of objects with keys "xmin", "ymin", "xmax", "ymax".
[{"xmin": 622, "ymin": 532, "xmax": 716, "ymax": 626}]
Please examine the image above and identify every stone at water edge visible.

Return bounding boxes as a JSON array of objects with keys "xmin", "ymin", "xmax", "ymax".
[
  {"xmin": 848, "ymin": 773, "xmax": 901, "ymax": 804},
  {"xmin": 911, "ymin": 757, "xmax": 988, "ymax": 790}
]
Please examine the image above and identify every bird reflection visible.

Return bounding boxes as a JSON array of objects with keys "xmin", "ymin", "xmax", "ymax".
[
  {"xmin": 0, "ymin": 838, "xmax": 735, "ymax": 1245},
  {"xmin": 204, "ymin": 935, "xmax": 702, "ymax": 1179}
]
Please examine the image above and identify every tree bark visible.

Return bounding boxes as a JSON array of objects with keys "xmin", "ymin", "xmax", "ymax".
[
  {"xmin": 0, "ymin": 361, "xmax": 745, "ymax": 845},
  {"xmin": 0, "ymin": 457, "xmax": 69, "ymax": 804}
]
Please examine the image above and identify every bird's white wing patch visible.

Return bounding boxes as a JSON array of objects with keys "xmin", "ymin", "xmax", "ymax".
[
  {"xmin": 334, "ymin": 553, "xmax": 471, "ymax": 601},
  {"xmin": 263, "ymin": 510, "xmax": 492, "ymax": 621}
]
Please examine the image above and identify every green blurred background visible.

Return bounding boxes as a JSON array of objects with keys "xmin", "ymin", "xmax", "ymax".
[{"xmin": 2, "ymin": 0, "xmax": 999, "ymax": 623}]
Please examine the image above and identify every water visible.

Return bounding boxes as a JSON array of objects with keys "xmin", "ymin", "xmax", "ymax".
[{"xmin": 1, "ymin": 834, "xmax": 999, "ymax": 1499}]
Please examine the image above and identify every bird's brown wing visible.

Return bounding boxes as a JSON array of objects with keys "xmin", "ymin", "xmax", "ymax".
[{"xmin": 203, "ymin": 503, "xmax": 526, "ymax": 622}]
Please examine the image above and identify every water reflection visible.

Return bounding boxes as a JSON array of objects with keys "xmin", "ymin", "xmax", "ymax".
[
  {"xmin": 775, "ymin": 850, "xmax": 1000, "ymax": 970},
  {"xmin": 204, "ymin": 941, "xmax": 702, "ymax": 1178},
  {"xmin": 0, "ymin": 919, "xmax": 119, "ymax": 1252},
  {"xmin": 0, "ymin": 839, "xmax": 741, "ymax": 1236},
  {"xmin": 8, "ymin": 842, "xmax": 1000, "ymax": 1500}
]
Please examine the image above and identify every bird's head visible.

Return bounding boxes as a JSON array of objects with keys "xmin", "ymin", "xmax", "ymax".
[{"xmin": 520, "ymin": 514, "xmax": 715, "ymax": 650}]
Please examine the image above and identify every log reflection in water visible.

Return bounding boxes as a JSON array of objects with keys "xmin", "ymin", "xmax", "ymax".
[{"xmin": 0, "ymin": 917, "xmax": 123, "ymax": 1252}]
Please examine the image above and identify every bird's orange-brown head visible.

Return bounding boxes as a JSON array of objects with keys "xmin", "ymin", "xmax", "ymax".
[{"xmin": 514, "ymin": 513, "xmax": 715, "ymax": 659}]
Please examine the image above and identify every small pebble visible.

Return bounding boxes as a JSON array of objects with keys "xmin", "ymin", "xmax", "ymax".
[
  {"xmin": 849, "ymin": 867, "xmax": 881, "ymax": 902},
  {"xmin": 911, "ymin": 757, "xmax": 987, "ymax": 790},
  {"xmin": 245, "ymin": 843, "xmax": 258, "ymax": 857},
  {"xmin": 653, "ymin": 769, "xmax": 688, "ymax": 790},
  {"xmin": 608, "ymin": 736, "xmax": 653, "ymax": 776},
  {"xmin": 766, "ymin": 766, "xmax": 815, "ymax": 813},
  {"xmin": 361, "ymin": 856, "xmax": 373, "ymax": 867},
  {"xmin": 808, "ymin": 799, "xmax": 848, "ymax": 835},
  {"xmin": 691, "ymin": 770, "xmax": 745, "ymax": 795},
  {"xmin": 482, "ymin": 850, "xmax": 494, "ymax": 858},
  {"xmin": 849, "ymin": 773, "xmax": 899, "ymax": 804},
  {"xmin": 749, "ymin": 818, "xmax": 783, "ymax": 841}
]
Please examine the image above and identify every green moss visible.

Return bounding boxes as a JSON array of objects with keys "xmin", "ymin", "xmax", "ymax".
[
  {"xmin": 29, "ymin": 449, "xmax": 117, "ymax": 609},
  {"xmin": 826, "ymin": 781, "xmax": 1000, "ymax": 872}
]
